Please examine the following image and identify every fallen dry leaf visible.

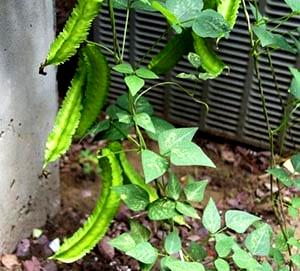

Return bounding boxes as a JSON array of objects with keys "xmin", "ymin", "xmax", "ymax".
[{"xmin": 1, "ymin": 254, "xmax": 20, "ymax": 270}]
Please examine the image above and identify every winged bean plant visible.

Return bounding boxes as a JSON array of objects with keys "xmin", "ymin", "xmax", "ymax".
[{"xmin": 40, "ymin": 0, "xmax": 300, "ymax": 270}]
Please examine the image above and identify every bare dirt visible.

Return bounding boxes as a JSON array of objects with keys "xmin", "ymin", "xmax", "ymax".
[{"xmin": 2, "ymin": 135, "xmax": 297, "ymax": 271}]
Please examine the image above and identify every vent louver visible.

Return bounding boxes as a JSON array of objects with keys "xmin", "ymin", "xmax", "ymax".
[{"xmin": 94, "ymin": 1, "xmax": 300, "ymax": 150}]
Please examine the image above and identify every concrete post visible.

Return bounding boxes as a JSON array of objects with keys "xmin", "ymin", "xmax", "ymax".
[{"xmin": 0, "ymin": 1, "xmax": 59, "ymax": 252}]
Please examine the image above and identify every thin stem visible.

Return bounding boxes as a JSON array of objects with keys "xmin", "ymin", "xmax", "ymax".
[
  {"xmin": 137, "ymin": 27, "xmax": 171, "ymax": 67},
  {"xmin": 270, "ymin": 11, "xmax": 300, "ymax": 32},
  {"xmin": 108, "ymin": 0, "xmax": 121, "ymax": 63},
  {"xmin": 86, "ymin": 40, "xmax": 116, "ymax": 56},
  {"xmin": 242, "ymin": 0, "xmax": 255, "ymax": 48},
  {"xmin": 121, "ymin": 0, "xmax": 130, "ymax": 61},
  {"xmin": 266, "ymin": 49, "xmax": 284, "ymax": 109},
  {"xmin": 242, "ymin": 1, "xmax": 293, "ymax": 269},
  {"xmin": 134, "ymin": 82, "xmax": 208, "ymax": 111}
]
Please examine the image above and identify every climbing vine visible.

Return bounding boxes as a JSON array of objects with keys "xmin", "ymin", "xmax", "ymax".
[{"xmin": 41, "ymin": 0, "xmax": 300, "ymax": 270}]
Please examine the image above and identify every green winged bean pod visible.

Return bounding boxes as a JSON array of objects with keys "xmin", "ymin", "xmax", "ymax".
[
  {"xmin": 51, "ymin": 146, "xmax": 123, "ymax": 263},
  {"xmin": 148, "ymin": 30, "xmax": 193, "ymax": 75},
  {"xmin": 43, "ymin": 0, "xmax": 103, "ymax": 67},
  {"xmin": 108, "ymin": 142, "xmax": 158, "ymax": 202},
  {"xmin": 119, "ymin": 150, "xmax": 158, "ymax": 203},
  {"xmin": 192, "ymin": 32, "xmax": 226, "ymax": 77},
  {"xmin": 203, "ymin": 0, "xmax": 218, "ymax": 10},
  {"xmin": 217, "ymin": 0, "xmax": 241, "ymax": 29},
  {"xmin": 43, "ymin": 57, "xmax": 86, "ymax": 168},
  {"xmin": 75, "ymin": 44, "xmax": 110, "ymax": 138}
]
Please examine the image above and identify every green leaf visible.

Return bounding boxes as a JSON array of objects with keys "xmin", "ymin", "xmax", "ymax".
[
  {"xmin": 113, "ymin": 0, "xmax": 128, "ymax": 9},
  {"xmin": 267, "ymin": 167, "xmax": 293, "ymax": 187},
  {"xmin": 163, "ymin": 256, "xmax": 205, "ymax": 271},
  {"xmin": 113, "ymin": 184, "xmax": 149, "ymax": 211},
  {"xmin": 151, "ymin": 1, "xmax": 179, "ymax": 25},
  {"xmin": 89, "ymin": 119, "xmax": 110, "ymax": 136},
  {"xmin": 288, "ymin": 206, "xmax": 298, "ymax": 218},
  {"xmin": 249, "ymin": 3, "xmax": 265, "ymax": 25},
  {"xmin": 188, "ymin": 52, "xmax": 202, "ymax": 68},
  {"xmin": 117, "ymin": 94, "xmax": 153, "ymax": 115},
  {"xmin": 176, "ymin": 73, "xmax": 199, "ymax": 81},
  {"xmin": 116, "ymin": 93, "xmax": 130, "ymax": 111},
  {"xmin": 188, "ymin": 241, "xmax": 207, "ymax": 261},
  {"xmin": 141, "ymin": 150, "xmax": 168, "ymax": 183},
  {"xmin": 291, "ymin": 197, "xmax": 300, "ymax": 208},
  {"xmin": 146, "ymin": 117, "xmax": 175, "ymax": 141},
  {"xmin": 260, "ymin": 261, "xmax": 273, "ymax": 271},
  {"xmin": 176, "ymin": 202, "xmax": 200, "ymax": 219},
  {"xmin": 275, "ymin": 229, "xmax": 295, "ymax": 251},
  {"xmin": 284, "ymin": 0, "xmax": 300, "ymax": 12},
  {"xmin": 165, "ymin": 0, "xmax": 204, "ymax": 27},
  {"xmin": 225, "ymin": 210, "xmax": 261, "ymax": 233},
  {"xmin": 232, "ymin": 249, "xmax": 261, "ymax": 270},
  {"xmin": 291, "ymin": 154, "xmax": 300, "ymax": 172},
  {"xmin": 214, "ymin": 258, "xmax": 230, "ymax": 271},
  {"xmin": 109, "ymin": 233, "xmax": 136, "ymax": 252},
  {"xmin": 192, "ymin": 9, "xmax": 231, "ymax": 39},
  {"xmin": 270, "ymin": 248, "xmax": 285, "ymax": 267},
  {"xmin": 126, "ymin": 242, "xmax": 158, "ymax": 264},
  {"xmin": 158, "ymin": 128, "xmax": 198, "ymax": 155},
  {"xmin": 104, "ymin": 122, "xmax": 132, "ymax": 141},
  {"xmin": 134, "ymin": 113, "xmax": 156, "ymax": 133},
  {"xmin": 291, "ymin": 255, "xmax": 300, "ymax": 267},
  {"xmin": 106, "ymin": 104, "xmax": 123, "ymax": 120},
  {"xmin": 136, "ymin": 96, "xmax": 154, "ymax": 115},
  {"xmin": 245, "ymin": 224, "xmax": 271, "ymax": 256},
  {"xmin": 287, "ymin": 237, "xmax": 300, "ymax": 249},
  {"xmin": 184, "ymin": 177, "xmax": 208, "ymax": 202},
  {"xmin": 173, "ymin": 215, "xmax": 189, "ymax": 227},
  {"xmin": 132, "ymin": 1, "xmax": 156, "ymax": 12},
  {"xmin": 253, "ymin": 26, "xmax": 295, "ymax": 53},
  {"xmin": 135, "ymin": 68, "xmax": 159, "ymax": 79},
  {"xmin": 129, "ymin": 220, "xmax": 151, "ymax": 244},
  {"xmin": 215, "ymin": 233, "xmax": 234, "ymax": 258},
  {"xmin": 166, "ymin": 173, "xmax": 181, "ymax": 200},
  {"xmin": 116, "ymin": 111, "xmax": 132, "ymax": 124},
  {"xmin": 164, "ymin": 230, "xmax": 182, "ymax": 254},
  {"xmin": 202, "ymin": 198, "xmax": 221, "ymax": 233},
  {"xmin": 140, "ymin": 263, "xmax": 155, "ymax": 271},
  {"xmin": 289, "ymin": 68, "xmax": 300, "ymax": 100},
  {"xmin": 125, "ymin": 75, "xmax": 145, "ymax": 96},
  {"xmin": 113, "ymin": 63, "xmax": 134, "ymax": 74},
  {"xmin": 148, "ymin": 199, "xmax": 177, "ymax": 220},
  {"xmin": 170, "ymin": 142, "xmax": 215, "ymax": 167}
]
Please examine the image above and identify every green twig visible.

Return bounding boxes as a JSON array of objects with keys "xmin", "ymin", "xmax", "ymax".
[
  {"xmin": 108, "ymin": 0, "xmax": 121, "ymax": 63},
  {"xmin": 86, "ymin": 40, "xmax": 116, "ymax": 57},
  {"xmin": 120, "ymin": 0, "xmax": 131, "ymax": 61}
]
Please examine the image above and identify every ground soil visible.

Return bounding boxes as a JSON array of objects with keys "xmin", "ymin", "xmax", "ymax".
[{"xmin": 2, "ymin": 136, "xmax": 299, "ymax": 271}]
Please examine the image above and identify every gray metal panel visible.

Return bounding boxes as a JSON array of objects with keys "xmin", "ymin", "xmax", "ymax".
[
  {"xmin": 94, "ymin": 1, "xmax": 300, "ymax": 150},
  {"xmin": 243, "ymin": 0, "xmax": 300, "ymax": 149}
]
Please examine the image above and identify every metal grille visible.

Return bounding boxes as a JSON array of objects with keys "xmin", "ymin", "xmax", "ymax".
[{"xmin": 94, "ymin": 1, "xmax": 300, "ymax": 150}]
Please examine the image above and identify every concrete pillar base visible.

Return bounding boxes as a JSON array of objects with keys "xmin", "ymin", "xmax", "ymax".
[{"xmin": 0, "ymin": 0, "xmax": 59, "ymax": 253}]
